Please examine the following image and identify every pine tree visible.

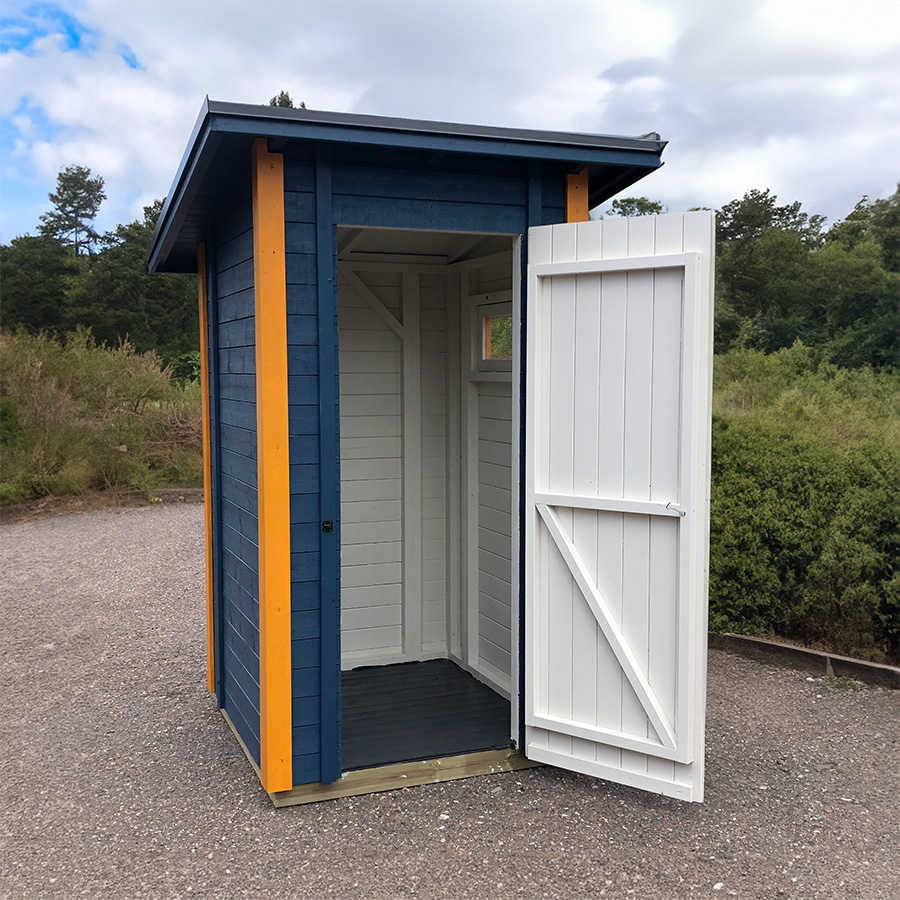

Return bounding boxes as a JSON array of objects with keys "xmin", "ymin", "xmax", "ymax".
[{"xmin": 38, "ymin": 165, "xmax": 106, "ymax": 256}]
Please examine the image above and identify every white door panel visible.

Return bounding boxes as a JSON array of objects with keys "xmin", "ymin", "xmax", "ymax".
[{"xmin": 524, "ymin": 213, "xmax": 714, "ymax": 802}]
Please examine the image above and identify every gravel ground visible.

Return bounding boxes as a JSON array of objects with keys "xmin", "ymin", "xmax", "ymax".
[{"xmin": 1, "ymin": 504, "xmax": 898, "ymax": 900}]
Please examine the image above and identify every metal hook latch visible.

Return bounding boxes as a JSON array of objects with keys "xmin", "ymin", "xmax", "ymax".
[{"xmin": 666, "ymin": 502, "xmax": 686, "ymax": 517}]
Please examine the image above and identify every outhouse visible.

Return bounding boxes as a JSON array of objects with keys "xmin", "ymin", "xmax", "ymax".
[{"xmin": 149, "ymin": 100, "xmax": 715, "ymax": 806}]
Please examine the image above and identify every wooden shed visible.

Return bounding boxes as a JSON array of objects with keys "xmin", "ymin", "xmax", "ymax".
[{"xmin": 149, "ymin": 100, "xmax": 715, "ymax": 806}]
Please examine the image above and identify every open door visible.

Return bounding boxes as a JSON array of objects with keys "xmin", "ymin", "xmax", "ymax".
[{"xmin": 524, "ymin": 212, "xmax": 715, "ymax": 801}]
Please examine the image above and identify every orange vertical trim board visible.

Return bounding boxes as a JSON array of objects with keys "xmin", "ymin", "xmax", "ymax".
[
  {"xmin": 197, "ymin": 243, "xmax": 215, "ymax": 693},
  {"xmin": 251, "ymin": 137, "xmax": 293, "ymax": 793},
  {"xmin": 566, "ymin": 169, "xmax": 590, "ymax": 223}
]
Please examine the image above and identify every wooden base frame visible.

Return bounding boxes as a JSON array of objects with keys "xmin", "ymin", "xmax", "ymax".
[{"xmin": 221, "ymin": 711, "xmax": 541, "ymax": 808}]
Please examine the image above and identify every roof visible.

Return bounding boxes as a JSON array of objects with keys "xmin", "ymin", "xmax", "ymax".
[{"xmin": 149, "ymin": 99, "xmax": 667, "ymax": 273}]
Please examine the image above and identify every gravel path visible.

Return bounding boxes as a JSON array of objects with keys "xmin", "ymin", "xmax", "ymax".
[{"xmin": 1, "ymin": 504, "xmax": 897, "ymax": 900}]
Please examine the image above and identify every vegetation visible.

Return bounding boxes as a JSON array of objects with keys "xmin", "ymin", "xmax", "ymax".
[
  {"xmin": 605, "ymin": 196, "xmax": 666, "ymax": 217},
  {"xmin": 269, "ymin": 91, "xmax": 305, "ymax": 109},
  {"xmin": 1, "ymin": 176, "xmax": 197, "ymax": 372},
  {"xmin": 0, "ymin": 329, "xmax": 202, "ymax": 504},
  {"xmin": 1, "ymin": 169, "xmax": 897, "ymax": 660},
  {"xmin": 39, "ymin": 164, "xmax": 106, "ymax": 256},
  {"xmin": 711, "ymin": 347, "xmax": 898, "ymax": 660}
]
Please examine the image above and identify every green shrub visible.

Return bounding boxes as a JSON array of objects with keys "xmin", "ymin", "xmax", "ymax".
[
  {"xmin": 710, "ymin": 347, "xmax": 899, "ymax": 661},
  {"xmin": 0, "ymin": 328, "xmax": 203, "ymax": 502}
]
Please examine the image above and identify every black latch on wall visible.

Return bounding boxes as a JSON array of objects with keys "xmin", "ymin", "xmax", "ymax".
[{"xmin": 322, "ymin": 521, "xmax": 334, "ymax": 533}]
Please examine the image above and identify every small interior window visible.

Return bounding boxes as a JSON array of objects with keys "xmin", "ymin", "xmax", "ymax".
[{"xmin": 483, "ymin": 314, "xmax": 513, "ymax": 361}]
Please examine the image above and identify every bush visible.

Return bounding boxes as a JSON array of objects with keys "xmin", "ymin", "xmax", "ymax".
[
  {"xmin": 0, "ymin": 328, "xmax": 203, "ymax": 502},
  {"xmin": 710, "ymin": 347, "xmax": 899, "ymax": 661}
]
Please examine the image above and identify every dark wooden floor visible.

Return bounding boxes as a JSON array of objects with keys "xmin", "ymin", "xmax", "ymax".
[{"xmin": 341, "ymin": 659, "xmax": 512, "ymax": 770}]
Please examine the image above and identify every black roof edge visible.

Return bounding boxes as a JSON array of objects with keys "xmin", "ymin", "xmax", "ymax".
[
  {"xmin": 149, "ymin": 99, "xmax": 667, "ymax": 272},
  {"xmin": 148, "ymin": 97, "xmax": 211, "ymax": 273},
  {"xmin": 204, "ymin": 100, "xmax": 668, "ymax": 155}
]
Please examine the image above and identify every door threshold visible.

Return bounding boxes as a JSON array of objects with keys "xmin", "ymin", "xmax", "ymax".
[
  {"xmin": 270, "ymin": 747, "xmax": 541, "ymax": 807},
  {"xmin": 221, "ymin": 709, "xmax": 540, "ymax": 806}
]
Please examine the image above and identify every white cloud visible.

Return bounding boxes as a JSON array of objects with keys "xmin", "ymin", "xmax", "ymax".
[{"xmin": 1, "ymin": 0, "xmax": 898, "ymax": 241}]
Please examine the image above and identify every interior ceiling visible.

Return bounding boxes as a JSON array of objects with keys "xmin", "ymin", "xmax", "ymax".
[{"xmin": 337, "ymin": 226, "xmax": 513, "ymax": 265}]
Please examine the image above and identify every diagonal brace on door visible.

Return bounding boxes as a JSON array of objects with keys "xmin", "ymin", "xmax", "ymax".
[{"xmin": 535, "ymin": 503, "xmax": 678, "ymax": 751}]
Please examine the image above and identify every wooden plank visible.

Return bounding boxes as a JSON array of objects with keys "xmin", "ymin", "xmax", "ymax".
[
  {"xmin": 619, "ymin": 215, "xmax": 657, "ymax": 778},
  {"xmin": 341, "ymin": 541, "xmax": 402, "ymax": 566},
  {"xmin": 341, "ymin": 624, "xmax": 402, "ymax": 654},
  {"xmin": 565, "ymin": 169, "xmax": 589, "ymax": 223},
  {"xmin": 269, "ymin": 748, "xmax": 541, "ymax": 807},
  {"xmin": 332, "ymin": 194, "xmax": 526, "ymax": 235},
  {"xmin": 252, "ymin": 138, "xmax": 293, "ymax": 794},
  {"xmin": 217, "ymin": 288, "xmax": 255, "ymax": 324},
  {"xmin": 401, "ymin": 268, "xmax": 423, "ymax": 659},
  {"xmin": 343, "ymin": 267, "xmax": 405, "ymax": 339},
  {"xmin": 534, "ymin": 493, "xmax": 683, "ymax": 517},
  {"xmin": 197, "ymin": 244, "xmax": 215, "ymax": 693}
]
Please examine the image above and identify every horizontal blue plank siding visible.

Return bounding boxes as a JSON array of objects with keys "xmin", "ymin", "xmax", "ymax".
[
  {"xmin": 220, "ymin": 472, "xmax": 257, "ymax": 516},
  {"xmin": 293, "ymin": 724, "xmax": 320, "ymax": 755},
  {"xmin": 333, "ymin": 164, "xmax": 525, "ymax": 205},
  {"xmin": 288, "ymin": 430, "xmax": 319, "ymax": 464},
  {"xmin": 219, "ymin": 398, "xmax": 256, "ymax": 431},
  {"xmin": 290, "ymin": 493, "xmax": 318, "ymax": 525},
  {"xmin": 221, "ymin": 497, "xmax": 258, "ymax": 542},
  {"xmin": 219, "ymin": 345, "xmax": 256, "ymax": 375},
  {"xmin": 292, "ymin": 755, "xmax": 319, "ymax": 784},
  {"xmin": 284, "ymin": 157, "xmax": 327, "ymax": 781},
  {"xmin": 211, "ymin": 198, "xmax": 261, "ymax": 765},
  {"xmin": 542, "ymin": 172, "xmax": 567, "ymax": 225},
  {"xmin": 333, "ymin": 195, "xmax": 526, "ymax": 233},
  {"xmin": 292, "ymin": 695, "xmax": 319, "ymax": 723},
  {"xmin": 218, "ymin": 423, "xmax": 256, "ymax": 460},
  {"xmin": 218, "ymin": 288, "xmax": 254, "ymax": 324},
  {"xmin": 222, "ymin": 548, "xmax": 258, "ymax": 598},
  {"xmin": 291, "ymin": 579, "xmax": 320, "ymax": 611},
  {"xmin": 290, "ymin": 521, "xmax": 319, "ymax": 549},
  {"xmin": 287, "ymin": 345, "xmax": 316, "ymax": 375}
]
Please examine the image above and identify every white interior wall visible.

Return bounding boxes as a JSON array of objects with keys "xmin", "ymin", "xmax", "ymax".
[
  {"xmin": 419, "ymin": 272, "xmax": 450, "ymax": 654},
  {"xmin": 461, "ymin": 261, "xmax": 515, "ymax": 698},
  {"xmin": 339, "ymin": 270, "xmax": 405, "ymax": 665},
  {"xmin": 337, "ymin": 233, "xmax": 516, "ymax": 702}
]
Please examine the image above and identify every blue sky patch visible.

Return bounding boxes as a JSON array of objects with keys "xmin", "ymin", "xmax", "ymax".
[
  {"xmin": 0, "ymin": 2, "xmax": 101, "ymax": 55},
  {"xmin": 118, "ymin": 43, "xmax": 142, "ymax": 70},
  {"xmin": 5, "ymin": 98, "xmax": 66, "ymax": 145}
]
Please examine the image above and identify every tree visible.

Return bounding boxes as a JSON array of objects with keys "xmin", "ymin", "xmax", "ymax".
[
  {"xmin": 64, "ymin": 200, "xmax": 197, "ymax": 366},
  {"xmin": 713, "ymin": 188, "xmax": 898, "ymax": 365},
  {"xmin": 827, "ymin": 187, "xmax": 899, "ymax": 273},
  {"xmin": 269, "ymin": 91, "xmax": 305, "ymax": 109},
  {"xmin": 0, "ymin": 235, "xmax": 77, "ymax": 333},
  {"xmin": 605, "ymin": 197, "xmax": 665, "ymax": 217},
  {"xmin": 38, "ymin": 165, "xmax": 106, "ymax": 256},
  {"xmin": 717, "ymin": 188, "xmax": 826, "ymax": 248}
]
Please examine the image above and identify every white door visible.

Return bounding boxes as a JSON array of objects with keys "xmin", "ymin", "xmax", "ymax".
[{"xmin": 524, "ymin": 212, "xmax": 715, "ymax": 802}]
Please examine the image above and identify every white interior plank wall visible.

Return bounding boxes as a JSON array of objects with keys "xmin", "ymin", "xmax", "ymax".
[
  {"xmin": 420, "ymin": 272, "xmax": 450, "ymax": 654},
  {"xmin": 337, "ymin": 244, "xmax": 515, "ymax": 704},
  {"xmin": 462, "ymin": 261, "xmax": 515, "ymax": 698},
  {"xmin": 339, "ymin": 270, "xmax": 404, "ymax": 664}
]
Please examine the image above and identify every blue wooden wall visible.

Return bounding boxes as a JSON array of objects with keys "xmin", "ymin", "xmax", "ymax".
[
  {"xmin": 210, "ymin": 197, "xmax": 261, "ymax": 764},
  {"xmin": 282, "ymin": 157, "xmax": 331, "ymax": 784},
  {"xmin": 283, "ymin": 152, "xmax": 567, "ymax": 785}
]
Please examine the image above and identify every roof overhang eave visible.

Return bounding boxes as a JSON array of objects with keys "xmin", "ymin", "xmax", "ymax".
[{"xmin": 149, "ymin": 100, "xmax": 667, "ymax": 273}]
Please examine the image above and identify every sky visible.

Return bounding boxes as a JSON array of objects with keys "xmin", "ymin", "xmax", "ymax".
[{"xmin": 1, "ymin": 0, "xmax": 898, "ymax": 243}]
